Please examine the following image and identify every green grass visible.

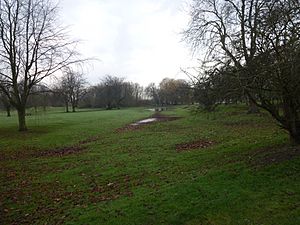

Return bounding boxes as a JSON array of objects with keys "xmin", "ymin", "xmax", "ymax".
[{"xmin": 1, "ymin": 105, "xmax": 299, "ymax": 225}]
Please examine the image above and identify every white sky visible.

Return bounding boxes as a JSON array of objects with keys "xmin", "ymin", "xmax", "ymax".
[{"xmin": 60, "ymin": 0, "xmax": 198, "ymax": 86}]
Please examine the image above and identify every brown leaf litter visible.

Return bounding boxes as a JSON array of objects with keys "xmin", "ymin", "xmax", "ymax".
[{"xmin": 176, "ymin": 140, "xmax": 216, "ymax": 152}]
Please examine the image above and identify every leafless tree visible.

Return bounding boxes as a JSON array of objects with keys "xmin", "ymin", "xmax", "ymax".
[
  {"xmin": 0, "ymin": 0, "xmax": 85, "ymax": 131},
  {"xmin": 145, "ymin": 83, "xmax": 162, "ymax": 106},
  {"xmin": 80, "ymin": 80, "xmax": 144, "ymax": 108},
  {"xmin": 27, "ymin": 83, "xmax": 51, "ymax": 112},
  {"xmin": 59, "ymin": 68, "xmax": 87, "ymax": 112},
  {"xmin": 159, "ymin": 78, "xmax": 192, "ymax": 105},
  {"xmin": 101, "ymin": 75, "xmax": 127, "ymax": 110},
  {"xmin": 132, "ymin": 83, "xmax": 143, "ymax": 106},
  {"xmin": 184, "ymin": 0, "xmax": 300, "ymax": 144}
]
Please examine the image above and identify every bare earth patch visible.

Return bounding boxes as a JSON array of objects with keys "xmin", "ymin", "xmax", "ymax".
[
  {"xmin": 1, "ymin": 135, "xmax": 103, "ymax": 161},
  {"xmin": 247, "ymin": 145, "xmax": 300, "ymax": 168},
  {"xmin": 36, "ymin": 145, "xmax": 88, "ymax": 157},
  {"xmin": 116, "ymin": 113, "xmax": 181, "ymax": 133},
  {"xmin": 176, "ymin": 140, "xmax": 215, "ymax": 152},
  {"xmin": 35, "ymin": 134, "xmax": 107, "ymax": 158},
  {"xmin": 78, "ymin": 135, "xmax": 102, "ymax": 145}
]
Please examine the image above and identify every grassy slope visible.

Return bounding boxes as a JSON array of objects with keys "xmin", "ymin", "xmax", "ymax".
[{"xmin": 0, "ymin": 106, "xmax": 299, "ymax": 225}]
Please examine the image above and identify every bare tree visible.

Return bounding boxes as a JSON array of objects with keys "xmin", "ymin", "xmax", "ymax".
[
  {"xmin": 80, "ymin": 80, "xmax": 144, "ymax": 109},
  {"xmin": 145, "ymin": 83, "xmax": 161, "ymax": 106},
  {"xmin": 27, "ymin": 84, "xmax": 51, "ymax": 112},
  {"xmin": 132, "ymin": 83, "xmax": 143, "ymax": 106},
  {"xmin": 184, "ymin": 0, "xmax": 300, "ymax": 144},
  {"xmin": 159, "ymin": 78, "xmax": 192, "ymax": 105},
  {"xmin": 101, "ymin": 75, "xmax": 126, "ymax": 110},
  {"xmin": 0, "ymin": 0, "xmax": 85, "ymax": 131},
  {"xmin": 59, "ymin": 68, "xmax": 86, "ymax": 112}
]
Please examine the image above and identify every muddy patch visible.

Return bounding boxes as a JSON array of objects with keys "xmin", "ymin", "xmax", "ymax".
[
  {"xmin": 78, "ymin": 135, "xmax": 102, "ymax": 145},
  {"xmin": 247, "ymin": 145, "xmax": 300, "ymax": 169},
  {"xmin": 1, "ymin": 135, "xmax": 103, "ymax": 161},
  {"xmin": 116, "ymin": 113, "xmax": 181, "ymax": 132},
  {"xmin": 35, "ymin": 134, "xmax": 105, "ymax": 157},
  {"xmin": 176, "ymin": 140, "xmax": 215, "ymax": 152},
  {"xmin": 36, "ymin": 145, "xmax": 88, "ymax": 157}
]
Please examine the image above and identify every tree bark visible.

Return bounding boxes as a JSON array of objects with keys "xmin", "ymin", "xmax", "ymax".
[
  {"xmin": 289, "ymin": 129, "xmax": 300, "ymax": 145},
  {"xmin": 106, "ymin": 102, "xmax": 112, "ymax": 110},
  {"xmin": 247, "ymin": 98, "xmax": 260, "ymax": 114},
  {"xmin": 65, "ymin": 101, "xmax": 69, "ymax": 113},
  {"xmin": 6, "ymin": 105, "xmax": 11, "ymax": 117},
  {"xmin": 72, "ymin": 105, "xmax": 76, "ymax": 112},
  {"xmin": 17, "ymin": 107, "xmax": 27, "ymax": 131}
]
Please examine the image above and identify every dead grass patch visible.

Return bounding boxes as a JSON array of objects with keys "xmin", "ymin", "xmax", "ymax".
[
  {"xmin": 176, "ymin": 140, "xmax": 216, "ymax": 152},
  {"xmin": 247, "ymin": 145, "xmax": 300, "ymax": 168},
  {"xmin": 36, "ymin": 145, "xmax": 88, "ymax": 157}
]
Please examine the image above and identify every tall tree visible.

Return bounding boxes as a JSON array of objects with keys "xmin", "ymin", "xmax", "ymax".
[
  {"xmin": 0, "ymin": 0, "xmax": 83, "ymax": 131},
  {"xmin": 184, "ymin": 0, "xmax": 300, "ymax": 144}
]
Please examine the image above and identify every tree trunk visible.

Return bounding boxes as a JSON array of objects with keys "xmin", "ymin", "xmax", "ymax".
[
  {"xmin": 135, "ymin": 94, "xmax": 138, "ymax": 106},
  {"xmin": 106, "ymin": 102, "xmax": 112, "ymax": 110},
  {"xmin": 17, "ymin": 107, "xmax": 27, "ymax": 131},
  {"xmin": 286, "ymin": 118, "xmax": 300, "ymax": 145},
  {"xmin": 6, "ymin": 105, "xmax": 11, "ymax": 117},
  {"xmin": 72, "ymin": 104, "xmax": 76, "ymax": 112},
  {"xmin": 65, "ymin": 101, "xmax": 69, "ymax": 113},
  {"xmin": 289, "ymin": 130, "xmax": 300, "ymax": 145},
  {"xmin": 247, "ymin": 98, "xmax": 260, "ymax": 114}
]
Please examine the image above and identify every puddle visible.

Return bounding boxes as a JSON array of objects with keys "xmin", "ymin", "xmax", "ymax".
[
  {"xmin": 116, "ymin": 113, "xmax": 182, "ymax": 133},
  {"xmin": 146, "ymin": 108, "xmax": 156, "ymax": 112},
  {"xmin": 146, "ymin": 108, "xmax": 167, "ymax": 112},
  {"xmin": 131, "ymin": 118, "xmax": 158, "ymax": 126}
]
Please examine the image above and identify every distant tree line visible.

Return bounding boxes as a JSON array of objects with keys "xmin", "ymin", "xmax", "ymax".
[
  {"xmin": 80, "ymin": 75, "xmax": 145, "ymax": 110},
  {"xmin": 0, "ymin": 75, "xmax": 194, "ymax": 114},
  {"xmin": 145, "ymin": 78, "xmax": 193, "ymax": 107}
]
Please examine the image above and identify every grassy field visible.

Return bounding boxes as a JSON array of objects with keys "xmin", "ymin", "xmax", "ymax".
[{"xmin": 1, "ymin": 105, "xmax": 299, "ymax": 225}]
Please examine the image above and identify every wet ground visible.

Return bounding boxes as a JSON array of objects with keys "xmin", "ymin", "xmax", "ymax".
[
  {"xmin": 116, "ymin": 113, "xmax": 181, "ymax": 132},
  {"xmin": 131, "ymin": 118, "xmax": 158, "ymax": 126}
]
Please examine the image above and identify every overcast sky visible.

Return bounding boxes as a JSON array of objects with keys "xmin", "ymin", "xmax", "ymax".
[{"xmin": 60, "ymin": 0, "xmax": 197, "ymax": 86}]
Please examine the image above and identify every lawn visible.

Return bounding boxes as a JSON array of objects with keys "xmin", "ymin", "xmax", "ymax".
[{"xmin": 1, "ymin": 105, "xmax": 299, "ymax": 225}]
